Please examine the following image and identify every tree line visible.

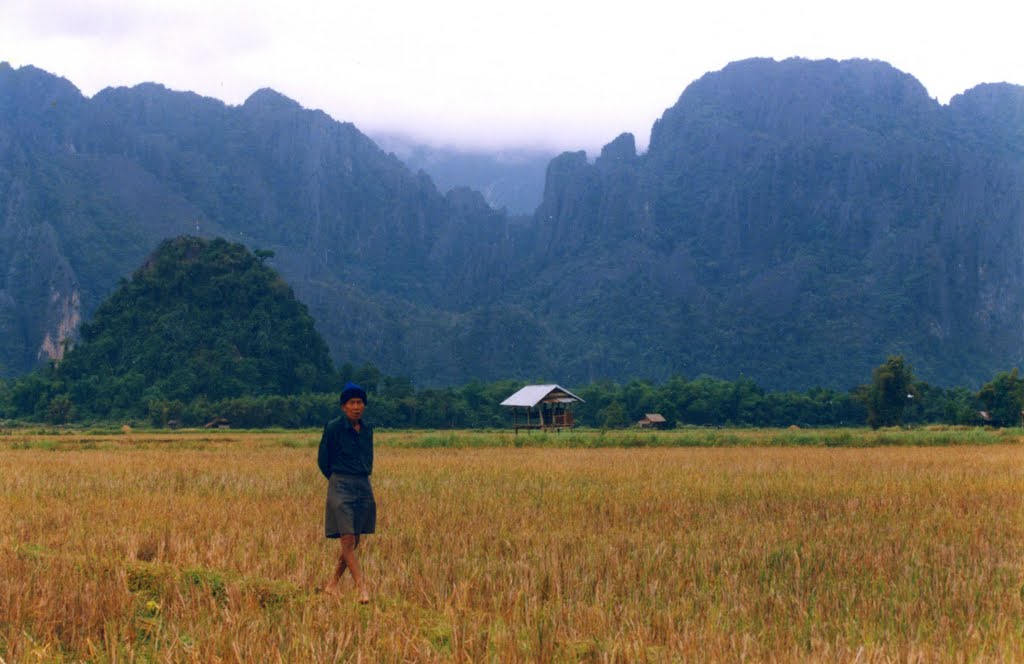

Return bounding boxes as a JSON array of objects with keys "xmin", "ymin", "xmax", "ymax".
[{"xmin": 2, "ymin": 356, "xmax": 1021, "ymax": 430}]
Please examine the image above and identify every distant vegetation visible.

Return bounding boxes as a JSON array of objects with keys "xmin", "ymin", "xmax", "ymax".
[
  {"xmin": 1, "ymin": 351, "xmax": 1019, "ymax": 430},
  {"xmin": 0, "ymin": 235, "xmax": 1021, "ymax": 430}
]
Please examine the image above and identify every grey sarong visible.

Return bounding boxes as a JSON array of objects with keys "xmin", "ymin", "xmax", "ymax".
[{"xmin": 325, "ymin": 473, "xmax": 376, "ymax": 538}]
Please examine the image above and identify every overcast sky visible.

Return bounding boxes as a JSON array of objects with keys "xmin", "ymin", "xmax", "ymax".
[{"xmin": 2, "ymin": 0, "xmax": 1022, "ymax": 153}]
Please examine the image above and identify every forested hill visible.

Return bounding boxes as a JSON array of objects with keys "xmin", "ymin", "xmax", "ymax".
[
  {"xmin": 2, "ymin": 58, "xmax": 1023, "ymax": 390},
  {"xmin": 55, "ymin": 236, "xmax": 336, "ymax": 414}
]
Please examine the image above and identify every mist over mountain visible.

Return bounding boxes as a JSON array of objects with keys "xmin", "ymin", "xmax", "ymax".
[
  {"xmin": 371, "ymin": 133, "xmax": 554, "ymax": 216},
  {"xmin": 1, "ymin": 58, "xmax": 1022, "ymax": 390}
]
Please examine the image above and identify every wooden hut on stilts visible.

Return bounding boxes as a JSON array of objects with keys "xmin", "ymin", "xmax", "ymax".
[{"xmin": 500, "ymin": 384, "xmax": 584, "ymax": 433}]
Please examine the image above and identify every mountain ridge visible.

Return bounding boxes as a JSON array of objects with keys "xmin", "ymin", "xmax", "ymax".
[{"xmin": 2, "ymin": 58, "xmax": 1023, "ymax": 389}]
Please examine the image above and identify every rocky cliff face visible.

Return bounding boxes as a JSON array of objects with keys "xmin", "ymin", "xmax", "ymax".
[
  {"xmin": 527, "ymin": 58, "xmax": 1024, "ymax": 387},
  {"xmin": 0, "ymin": 62, "xmax": 511, "ymax": 382},
  {"xmin": 2, "ymin": 59, "xmax": 1023, "ymax": 389}
]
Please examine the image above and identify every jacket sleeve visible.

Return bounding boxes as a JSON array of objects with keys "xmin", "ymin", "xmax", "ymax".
[{"xmin": 317, "ymin": 422, "xmax": 332, "ymax": 479}]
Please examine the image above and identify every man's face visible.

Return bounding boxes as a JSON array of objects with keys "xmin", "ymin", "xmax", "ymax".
[{"xmin": 342, "ymin": 398, "xmax": 365, "ymax": 422}]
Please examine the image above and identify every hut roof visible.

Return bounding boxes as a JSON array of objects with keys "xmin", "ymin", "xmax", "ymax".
[
  {"xmin": 642, "ymin": 413, "xmax": 667, "ymax": 423},
  {"xmin": 500, "ymin": 384, "xmax": 585, "ymax": 408}
]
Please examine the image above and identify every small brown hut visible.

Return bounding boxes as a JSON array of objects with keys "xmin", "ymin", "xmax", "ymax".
[
  {"xmin": 637, "ymin": 413, "xmax": 667, "ymax": 429},
  {"xmin": 500, "ymin": 384, "xmax": 584, "ymax": 432}
]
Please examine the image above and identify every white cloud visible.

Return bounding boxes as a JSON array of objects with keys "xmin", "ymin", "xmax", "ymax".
[{"xmin": 2, "ymin": 0, "xmax": 1021, "ymax": 152}]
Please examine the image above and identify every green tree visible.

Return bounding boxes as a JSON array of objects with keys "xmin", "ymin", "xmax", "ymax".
[
  {"xmin": 866, "ymin": 355, "xmax": 918, "ymax": 428},
  {"xmin": 575, "ymin": 379, "xmax": 619, "ymax": 427},
  {"xmin": 7, "ymin": 371, "xmax": 62, "ymax": 420},
  {"xmin": 977, "ymin": 369, "xmax": 1024, "ymax": 427},
  {"xmin": 600, "ymin": 401, "xmax": 627, "ymax": 429},
  {"xmin": 45, "ymin": 394, "xmax": 74, "ymax": 424},
  {"xmin": 622, "ymin": 379, "xmax": 657, "ymax": 422},
  {"xmin": 940, "ymin": 386, "xmax": 980, "ymax": 425},
  {"xmin": 352, "ymin": 363, "xmax": 382, "ymax": 394}
]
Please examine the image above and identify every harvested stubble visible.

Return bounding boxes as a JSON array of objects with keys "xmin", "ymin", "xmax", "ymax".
[{"xmin": 1, "ymin": 432, "xmax": 1022, "ymax": 662}]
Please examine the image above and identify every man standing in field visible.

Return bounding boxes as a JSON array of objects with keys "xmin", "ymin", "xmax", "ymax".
[{"xmin": 318, "ymin": 382, "xmax": 376, "ymax": 603}]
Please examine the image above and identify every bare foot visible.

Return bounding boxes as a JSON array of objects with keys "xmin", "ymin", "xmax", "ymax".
[{"xmin": 324, "ymin": 579, "xmax": 341, "ymax": 596}]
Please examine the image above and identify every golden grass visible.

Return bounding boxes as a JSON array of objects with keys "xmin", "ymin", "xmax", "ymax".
[{"xmin": 1, "ymin": 430, "xmax": 1022, "ymax": 662}]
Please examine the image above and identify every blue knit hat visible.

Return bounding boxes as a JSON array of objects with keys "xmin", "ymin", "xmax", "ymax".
[{"xmin": 340, "ymin": 382, "xmax": 368, "ymax": 405}]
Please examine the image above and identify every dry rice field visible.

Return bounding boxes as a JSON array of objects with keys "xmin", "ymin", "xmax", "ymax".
[{"xmin": 1, "ymin": 429, "xmax": 1023, "ymax": 662}]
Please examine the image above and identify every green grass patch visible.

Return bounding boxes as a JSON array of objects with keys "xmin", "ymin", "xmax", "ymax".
[{"xmin": 382, "ymin": 427, "xmax": 1019, "ymax": 448}]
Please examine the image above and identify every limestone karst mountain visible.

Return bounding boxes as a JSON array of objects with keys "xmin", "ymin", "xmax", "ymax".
[{"xmin": 2, "ymin": 58, "xmax": 1022, "ymax": 389}]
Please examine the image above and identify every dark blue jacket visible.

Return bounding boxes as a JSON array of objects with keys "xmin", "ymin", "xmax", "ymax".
[{"xmin": 317, "ymin": 416, "xmax": 374, "ymax": 478}]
